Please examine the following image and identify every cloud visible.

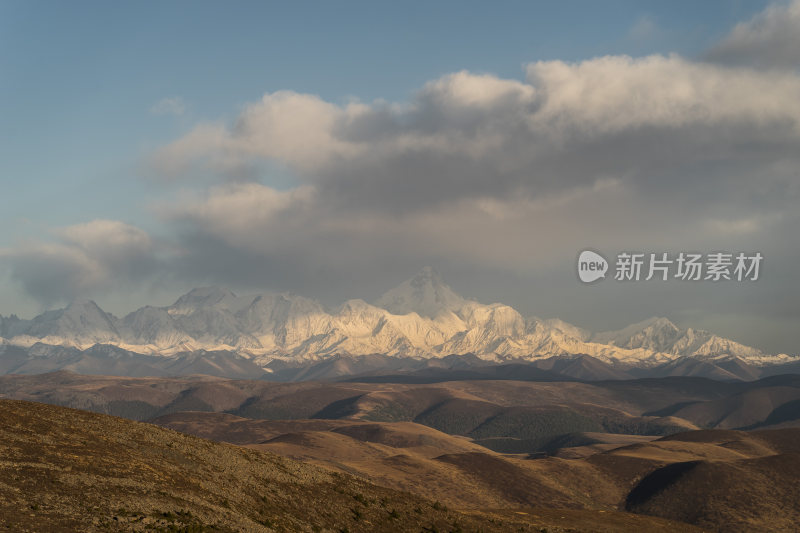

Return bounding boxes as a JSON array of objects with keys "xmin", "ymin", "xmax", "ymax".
[
  {"xmin": 154, "ymin": 54, "xmax": 800, "ymax": 215},
  {"xmin": 150, "ymin": 97, "xmax": 187, "ymax": 116},
  {"xmin": 6, "ymin": 7, "xmax": 800, "ymax": 354},
  {"xmin": 165, "ymin": 178, "xmax": 638, "ymax": 273},
  {"xmin": 142, "ymin": 51, "xmax": 800, "ymax": 341},
  {"xmin": 0, "ymin": 220, "xmax": 157, "ymax": 305},
  {"xmin": 628, "ymin": 15, "xmax": 658, "ymax": 41},
  {"xmin": 152, "ymin": 92, "xmax": 360, "ymax": 178},
  {"xmin": 706, "ymin": 0, "xmax": 800, "ymax": 69}
]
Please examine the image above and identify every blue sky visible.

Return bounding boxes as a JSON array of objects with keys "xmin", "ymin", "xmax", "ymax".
[{"xmin": 2, "ymin": 1, "xmax": 799, "ymax": 354}]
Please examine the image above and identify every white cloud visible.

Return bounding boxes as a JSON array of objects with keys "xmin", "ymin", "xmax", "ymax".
[
  {"xmin": 706, "ymin": 0, "xmax": 800, "ymax": 69},
  {"xmin": 153, "ymin": 92, "xmax": 362, "ymax": 176},
  {"xmin": 56, "ymin": 219, "xmax": 152, "ymax": 256},
  {"xmin": 164, "ymin": 183, "xmax": 317, "ymax": 253},
  {"xmin": 143, "ymin": 52, "xmax": 800, "ymax": 271},
  {"xmin": 150, "ymin": 96, "xmax": 187, "ymax": 116},
  {"xmin": 524, "ymin": 54, "xmax": 800, "ymax": 133},
  {"xmin": 628, "ymin": 15, "xmax": 658, "ymax": 41},
  {"xmin": 141, "ymin": 51, "xmax": 800, "ymax": 321},
  {"xmin": 154, "ymin": 56, "xmax": 800, "ymax": 196}
]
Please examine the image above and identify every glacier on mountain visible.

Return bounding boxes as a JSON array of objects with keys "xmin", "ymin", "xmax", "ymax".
[{"xmin": 0, "ymin": 268, "xmax": 794, "ymax": 367}]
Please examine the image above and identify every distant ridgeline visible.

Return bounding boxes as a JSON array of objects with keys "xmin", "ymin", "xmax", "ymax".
[{"xmin": 0, "ymin": 268, "xmax": 796, "ymax": 379}]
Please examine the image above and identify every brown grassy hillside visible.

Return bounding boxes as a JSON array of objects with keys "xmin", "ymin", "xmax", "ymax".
[
  {"xmin": 0, "ymin": 399, "xmax": 709, "ymax": 533},
  {"xmin": 0, "ymin": 399, "xmax": 548, "ymax": 532},
  {"xmin": 156, "ymin": 410, "xmax": 800, "ymax": 532}
]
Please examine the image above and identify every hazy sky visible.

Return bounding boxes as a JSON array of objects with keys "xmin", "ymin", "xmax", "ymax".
[{"xmin": 2, "ymin": 0, "xmax": 799, "ymax": 354}]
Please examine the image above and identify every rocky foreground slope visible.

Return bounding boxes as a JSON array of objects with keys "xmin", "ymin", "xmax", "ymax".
[
  {"xmin": 0, "ymin": 399, "xmax": 710, "ymax": 533},
  {"xmin": 0, "ymin": 399, "xmax": 714, "ymax": 532},
  {"xmin": 0, "ymin": 399, "xmax": 527, "ymax": 532}
]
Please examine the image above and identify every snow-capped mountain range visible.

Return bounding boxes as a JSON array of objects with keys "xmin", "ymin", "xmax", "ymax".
[{"xmin": 0, "ymin": 267, "xmax": 794, "ymax": 368}]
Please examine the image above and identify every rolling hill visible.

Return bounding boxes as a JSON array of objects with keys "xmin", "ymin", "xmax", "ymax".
[
  {"xmin": 151, "ymin": 409, "xmax": 800, "ymax": 532},
  {"xmin": 3, "ymin": 372, "xmax": 800, "ymax": 531},
  {"xmin": 0, "ymin": 399, "xmax": 710, "ymax": 532}
]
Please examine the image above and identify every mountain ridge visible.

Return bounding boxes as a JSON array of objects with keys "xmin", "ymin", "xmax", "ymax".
[{"xmin": 1, "ymin": 268, "xmax": 795, "ymax": 369}]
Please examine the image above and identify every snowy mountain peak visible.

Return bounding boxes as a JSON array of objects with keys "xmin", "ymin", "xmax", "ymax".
[
  {"xmin": 173, "ymin": 287, "xmax": 237, "ymax": 306},
  {"xmin": 592, "ymin": 317, "xmax": 687, "ymax": 354},
  {"xmin": 537, "ymin": 318, "xmax": 592, "ymax": 342},
  {"xmin": 375, "ymin": 267, "xmax": 469, "ymax": 318},
  {"xmin": 169, "ymin": 287, "xmax": 240, "ymax": 315},
  {"xmin": 65, "ymin": 298, "xmax": 101, "ymax": 309},
  {"xmin": 23, "ymin": 298, "xmax": 119, "ymax": 343},
  {"xmin": 413, "ymin": 266, "xmax": 442, "ymax": 283},
  {"xmin": 641, "ymin": 316, "xmax": 678, "ymax": 329},
  {"xmin": 60, "ymin": 298, "xmax": 116, "ymax": 322},
  {"xmin": 0, "ymin": 270, "xmax": 792, "ymax": 367}
]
